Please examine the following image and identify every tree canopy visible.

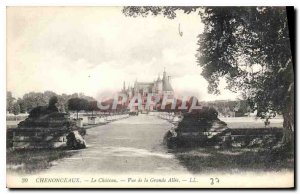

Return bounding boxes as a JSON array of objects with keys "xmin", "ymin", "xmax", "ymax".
[
  {"xmin": 12, "ymin": 103, "xmax": 20, "ymax": 116},
  {"xmin": 88, "ymin": 100, "xmax": 100, "ymax": 116},
  {"xmin": 197, "ymin": 7, "xmax": 293, "ymax": 114},
  {"xmin": 6, "ymin": 91, "xmax": 16, "ymax": 113},
  {"xmin": 68, "ymin": 97, "xmax": 89, "ymax": 119},
  {"xmin": 6, "ymin": 91, "xmax": 97, "ymax": 114},
  {"xmin": 68, "ymin": 98, "xmax": 89, "ymax": 112}
]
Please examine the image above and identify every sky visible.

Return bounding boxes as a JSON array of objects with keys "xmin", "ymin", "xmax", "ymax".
[{"xmin": 7, "ymin": 6, "xmax": 239, "ymax": 101}]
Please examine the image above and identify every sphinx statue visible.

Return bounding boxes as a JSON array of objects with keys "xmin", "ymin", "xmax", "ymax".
[
  {"xmin": 18, "ymin": 96, "xmax": 70, "ymax": 128},
  {"xmin": 15, "ymin": 96, "xmax": 86, "ymax": 149}
]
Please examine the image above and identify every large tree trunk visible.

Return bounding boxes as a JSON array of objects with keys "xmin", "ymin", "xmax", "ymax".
[
  {"xmin": 280, "ymin": 60, "xmax": 294, "ymax": 147},
  {"xmin": 282, "ymin": 111, "xmax": 294, "ymax": 145},
  {"xmin": 281, "ymin": 92, "xmax": 294, "ymax": 147}
]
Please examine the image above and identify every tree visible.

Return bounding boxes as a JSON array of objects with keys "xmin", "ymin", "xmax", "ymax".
[
  {"xmin": 123, "ymin": 6, "xmax": 294, "ymax": 145},
  {"xmin": 23, "ymin": 92, "xmax": 48, "ymax": 112},
  {"xmin": 16, "ymin": 98, "xmax": 27, "ymax": 113},
  {"xmin": 198, "ymin": 7, "xmax": 294, "ymax": 145},
  {"xmin": 12, "ymin": 103, "xmax": 20, "ymax": 120},
  {"xmin": 6, "ymin": 91, "xmax": 15, "ymax": 113},
  {"xmin": 88, "ymin": 101, "xmax": 100, "ymax": 117},
  {"xmin": 68, "ymin": 98, "xmax": 89, "ymax": 119},
  {"xmin": 123, "ymin": 6, "xmax": 200, "ymax": 19},
  {"xmin": 14, "ymin": 91, "xmax": 95, "ymax": 114}
]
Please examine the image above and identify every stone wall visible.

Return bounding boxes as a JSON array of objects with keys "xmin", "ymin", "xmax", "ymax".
[{"xmin": 10, "ymin": 128, "xmax": 69, "ymax": 149}]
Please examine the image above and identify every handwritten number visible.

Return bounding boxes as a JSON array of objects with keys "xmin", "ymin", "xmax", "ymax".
[
  {"xmin": 21, "ymin": 178, "xmax": 28, "ymax": 183},
  {"xmin": 210, "ymin": 178, "xmax": 219, "ymax": 185}
]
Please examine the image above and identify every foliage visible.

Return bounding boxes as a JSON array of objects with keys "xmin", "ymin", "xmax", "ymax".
[
  {"xmin": 88, "ymin": 101, "xmax": 100, "ymax": 116},
  {"xmin": 23, "ymin": 92, "xmax": 48, "ymax": 111},
  {"xmin": 88, "ymin": 101, "xmax": 100, "ymax": 112},
  {"xmin": 68, "ymin": 98, "xmax": 89, "ymax": 119},
  {"xmin": 16, "ymin": 98, "xmax": 27, "ymax": 113},
  {"xmin": 198, "ymin": 7, "xmax": 294, "ymax": 144},
  {"xmin": 6, "ymin": 91, "xmax": 96, "ymax": 114},
  {"xmin": 12, "ymin": 103, "xmax": 20, "ymax": 116},
  {"xmin": 123, "ymin": 6, "xmax": 200, "ymax": 19},
  {"xmin": 6, "ymin": 91, "xmax": 15, "ymax": 113},
  {"xmin": 197, "ymin": 7, "xmax": 293, "ymax": 114},
  {"xmin": 204, "ymin": 100, "xmax": 250, "ymax": 117}
]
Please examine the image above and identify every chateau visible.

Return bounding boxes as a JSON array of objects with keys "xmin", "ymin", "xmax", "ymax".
[{"xmin": 120, "ymin": 69, "xmax": 174, "ymax": 112}]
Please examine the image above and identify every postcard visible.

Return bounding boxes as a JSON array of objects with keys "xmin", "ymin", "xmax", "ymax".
[{"xmin": 6, "ymin": 6, "xmax": 294, "ymax": 188}]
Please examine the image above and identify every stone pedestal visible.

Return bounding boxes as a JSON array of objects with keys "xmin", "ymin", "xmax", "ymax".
[
  {"xmin": 76, "ymin": 119, "xmax": 83, "ymax": 127},
  {"xmin": 88, "ymin": 116, "xmax": 97, "ymax": 125},
  {"xmin": 99, "ymin": 117, "xmax": 106, "ymax": 124}
]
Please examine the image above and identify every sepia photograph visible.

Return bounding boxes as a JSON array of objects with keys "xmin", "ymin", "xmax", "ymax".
[{"xmin": 5, "ymin": 6, "xmax": 295, "ymax": 188}]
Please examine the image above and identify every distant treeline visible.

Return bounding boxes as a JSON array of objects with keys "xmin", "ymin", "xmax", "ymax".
[
  {"xmin": 201, "ymin": 100, "xmax": 251, "ymax": 117},
  {"xmin": 7, "ymin": 91, "xmax": 252, "ymax": 117},
  {"xmin": 6, "ymin": 91, "xmax": 96, "ymax": 114}
]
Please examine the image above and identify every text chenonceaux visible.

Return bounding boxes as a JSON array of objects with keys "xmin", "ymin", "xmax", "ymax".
[{"xmin": 36, "ymin": 178, "xmax": 81, "ymax": 183}]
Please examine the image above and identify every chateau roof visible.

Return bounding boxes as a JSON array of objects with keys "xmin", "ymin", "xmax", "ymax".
[
  {"xmin": 131, "ymin": 70, "xmax": 173, "ymax": 92},
  {"xmin": 136, "ymin": 82, "xmax": 154, "ymax": 86}
]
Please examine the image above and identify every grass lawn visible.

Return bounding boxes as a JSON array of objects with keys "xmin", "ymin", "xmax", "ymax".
[
  {"xmin": 6, "ymin": 148, "xmax": 77, "ymax": 174},
  {"xmin": 171, "ymin": 146, "xmax": 294, "ymax": 174},
  {"xmin": 222, "ymin": 117, "xmax": 283, "ymax": 128},
  {"xmin": 168, "ymin": 118, "xmax": 292, "ymax": 174}
]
